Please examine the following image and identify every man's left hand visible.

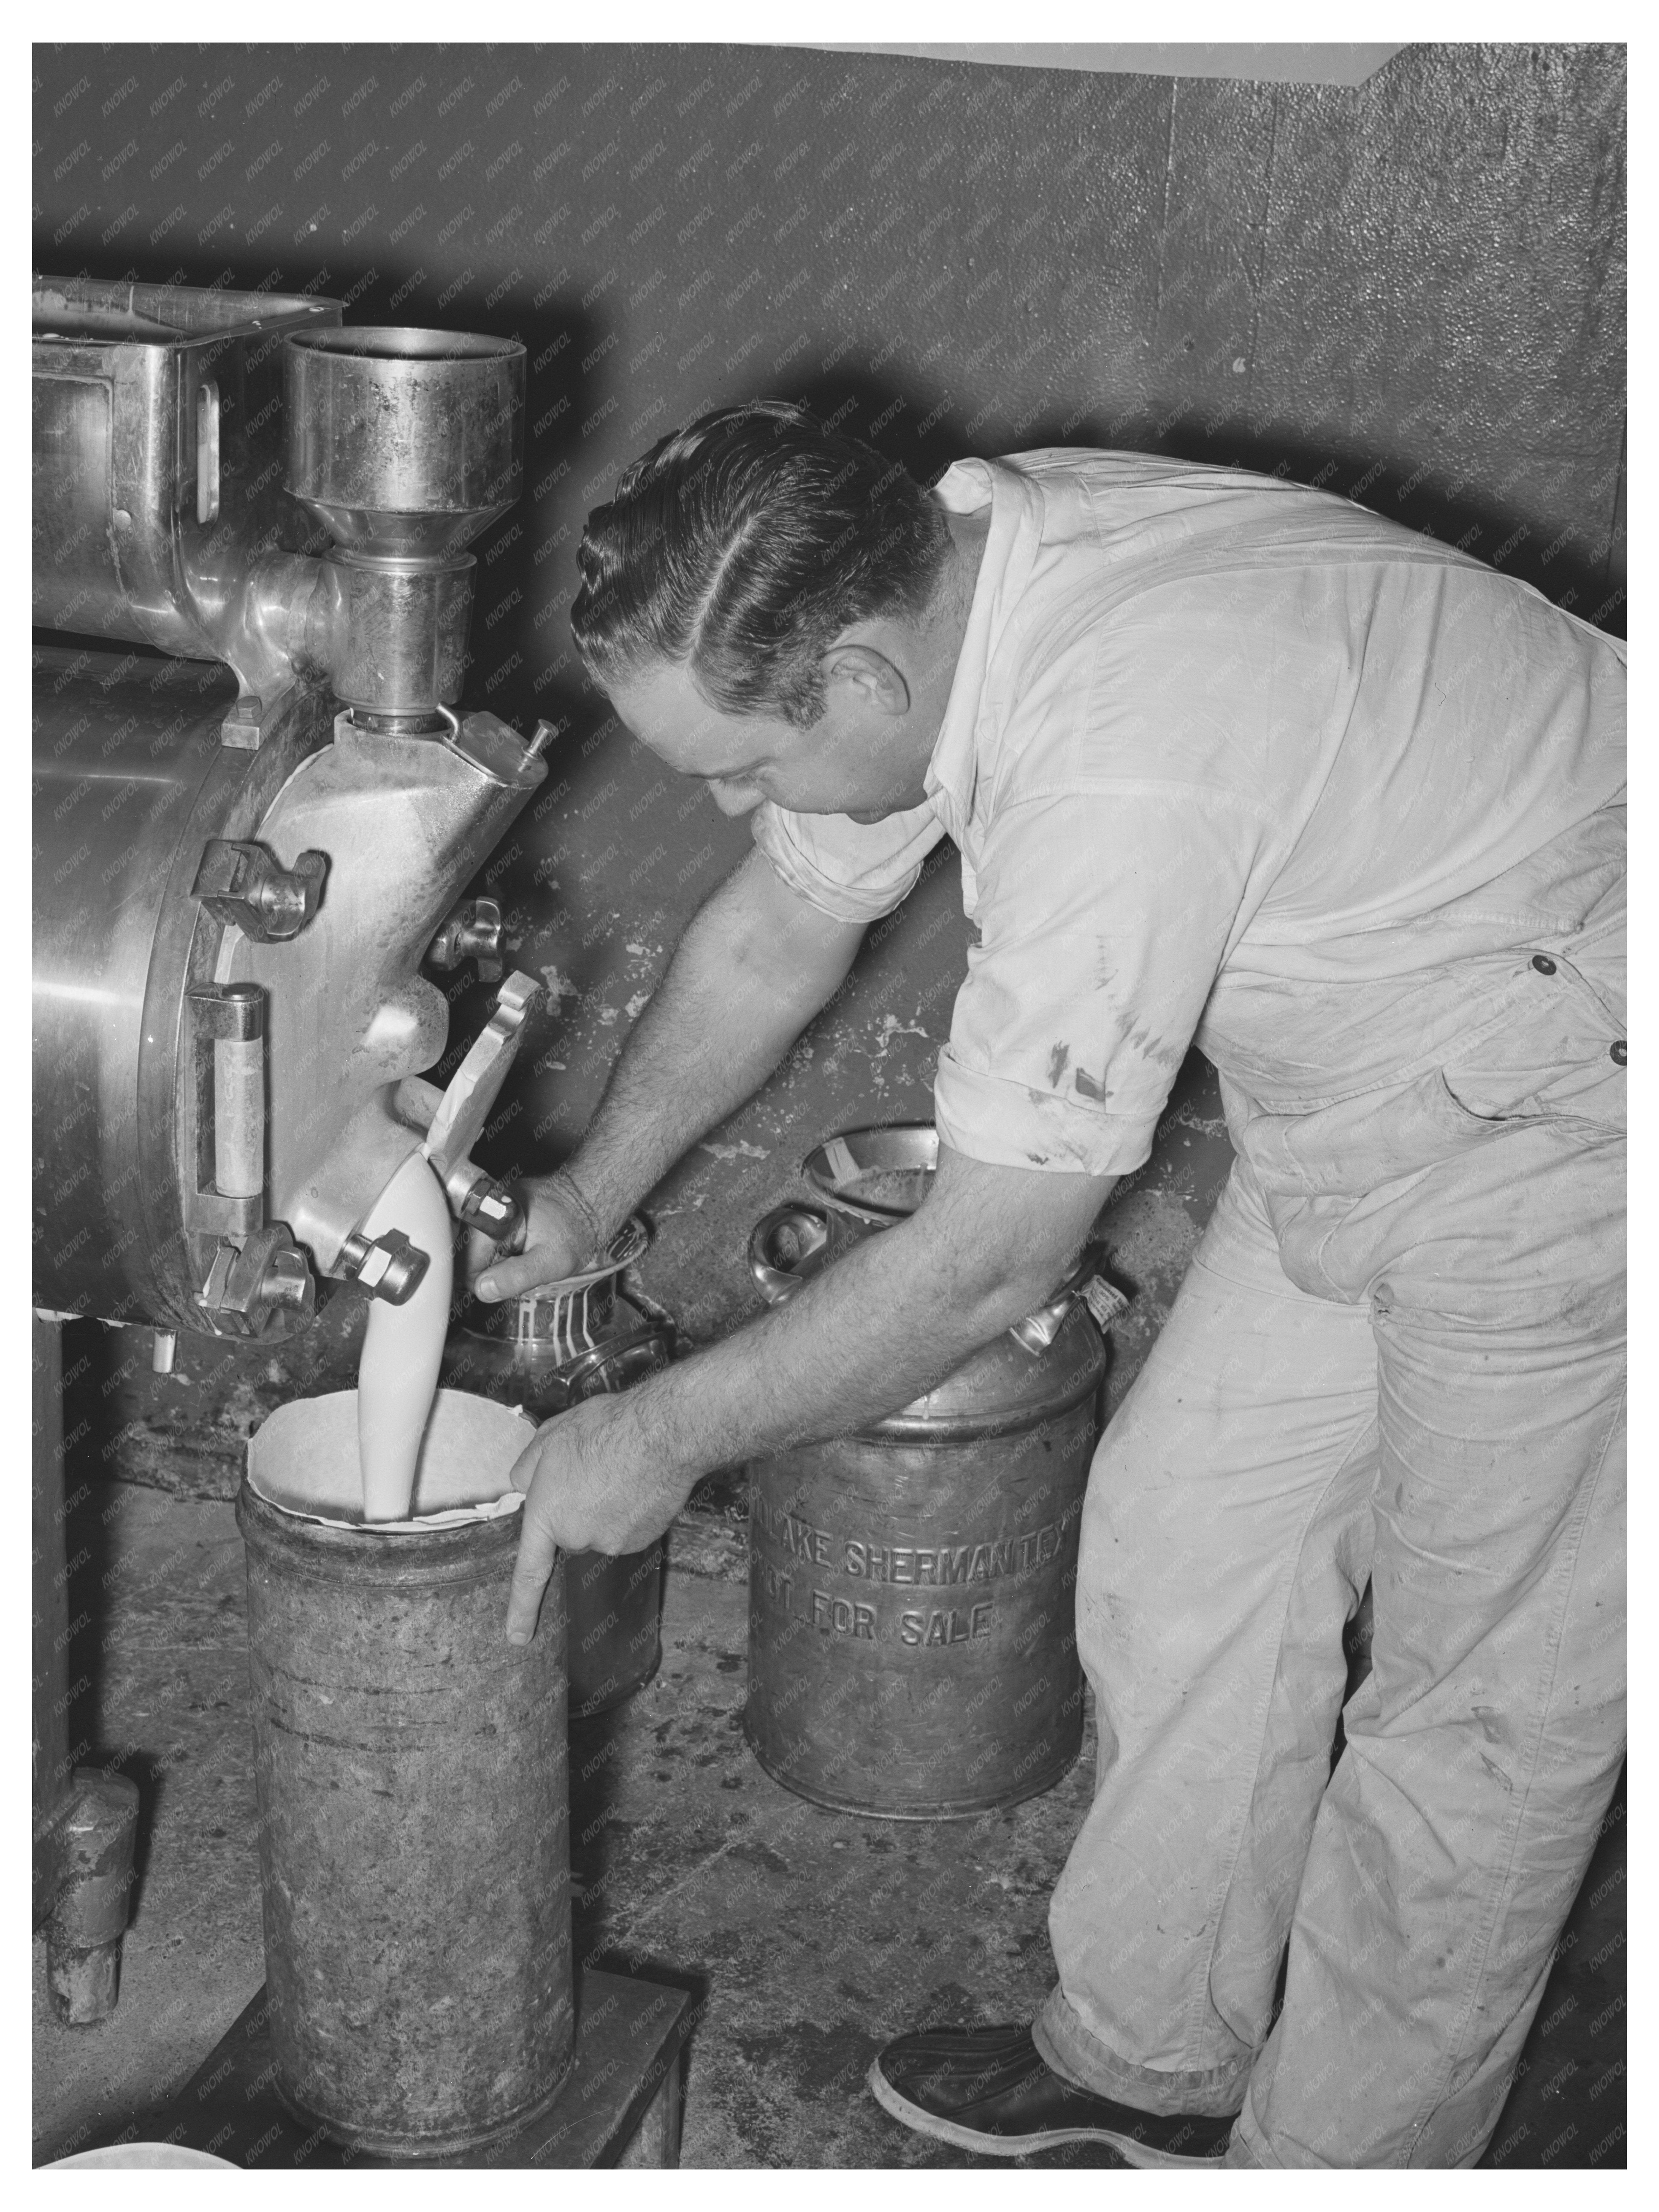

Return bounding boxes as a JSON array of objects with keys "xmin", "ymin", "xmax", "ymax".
[
  {"xmin": 499, "ymin": 1144, "xmax": 1119, "ymax": 1646},
  {"xmin": 504, "ymin": 1395, "xmax": 691, "ymax": 1646}
]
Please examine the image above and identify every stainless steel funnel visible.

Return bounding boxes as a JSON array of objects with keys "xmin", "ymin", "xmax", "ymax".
[
  {"xmin": 284, "ymin": 328, "xmax": 523, "ymax": 555},
  {"xmin": 282, "ymin": 328, "xmax": 526, "ymax": 722}
]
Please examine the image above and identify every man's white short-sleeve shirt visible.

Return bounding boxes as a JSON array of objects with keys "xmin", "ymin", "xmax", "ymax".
[{"xmin": 752, "ymin": 452, "xmax": 1626, "ymax": 1176}]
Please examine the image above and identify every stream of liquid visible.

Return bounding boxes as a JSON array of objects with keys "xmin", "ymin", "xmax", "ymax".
[{"xmin": 355, "ymin": 1150, "xmax": 454, "ymax": 1522}]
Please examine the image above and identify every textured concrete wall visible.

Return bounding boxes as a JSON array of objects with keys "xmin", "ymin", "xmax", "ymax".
[{"xmin": 34, "ymin": 41, "xmax": 1625, "ymax": 1486}]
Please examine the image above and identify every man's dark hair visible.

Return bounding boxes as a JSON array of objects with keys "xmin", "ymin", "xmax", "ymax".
[{"xmin": 570, "ymin": 398, "xmax": 952, "ymax": 726}]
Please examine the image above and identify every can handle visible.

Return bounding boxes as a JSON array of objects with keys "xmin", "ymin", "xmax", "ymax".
[{"xmin": 748, "ymin": 1204, "xmax": 832, "ymax": 1304}]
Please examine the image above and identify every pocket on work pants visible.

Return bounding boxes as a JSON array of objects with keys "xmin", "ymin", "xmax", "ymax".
[
  {"xmin": 1228, "ymin": 922, "xmax": 1625, "ymax": 1309},
  {"xmin": 1227, "ymin": 1070, "xmax": 1523, "ymax": 1306}
]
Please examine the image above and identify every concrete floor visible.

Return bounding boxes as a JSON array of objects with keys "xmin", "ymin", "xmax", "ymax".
[{"xmin": 34, "ymin": 1476, "xmax": 1626, "ymax": 2170}]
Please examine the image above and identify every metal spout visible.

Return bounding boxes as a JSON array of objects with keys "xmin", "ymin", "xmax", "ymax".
[{"xmin": 225, "ymin": 721, "xmax": 545, "ymax": 1277}]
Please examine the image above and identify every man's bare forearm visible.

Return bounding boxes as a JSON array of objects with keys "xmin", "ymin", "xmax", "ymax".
[
  {"xmin": 503, "ymin": 1149, "xmax": 1118, "ymax": 1628},
  {"xmin": 559, "ymin": 850, "xmax": 865, "ymax": 1235}
]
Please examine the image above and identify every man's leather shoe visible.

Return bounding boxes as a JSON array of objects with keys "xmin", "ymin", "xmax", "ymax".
[{"xmin": 868, "ymin": 2022, "xmax": 1237, "ymax": 2166}]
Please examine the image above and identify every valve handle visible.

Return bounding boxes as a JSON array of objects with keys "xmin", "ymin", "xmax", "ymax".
[
  {"xmin": 426, "ymin": 895, "xmax": 504, "ymax": 981},
  {"xmin": 420, "ymin": 970, "xmax": 544, "ymax": 1178},
  {"xmin": 445, "ymin": 1162, "xmax": 522, "ymax": 1242}
]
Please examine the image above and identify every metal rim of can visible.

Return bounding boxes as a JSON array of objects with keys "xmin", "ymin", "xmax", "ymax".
[
  {"xmin": 234, "ymin": 1479, "xmax": 526, "ymax": 1590},
  {"xmin": 799, "ymin": 1122, "xmax": 938, "ymax": 1225},
  {"xmin": 866, "ymin": 1315, "xmax": 1107, "ymax": 1440}
]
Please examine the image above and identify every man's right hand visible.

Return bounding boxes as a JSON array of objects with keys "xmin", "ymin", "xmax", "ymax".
[
  {"xmin": 468, "ymin": 1175, "xmax": 601, "ymax": 1302},
  {"xmin": 464, "ymin": 851, "xmax": 866, "ymax": 1307}
]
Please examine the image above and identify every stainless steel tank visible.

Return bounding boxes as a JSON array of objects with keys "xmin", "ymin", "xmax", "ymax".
[
  {"xmin": 31, "ymin": 277, "xmax": 558, "ymax": 2043},
  {"xmin": 31, "ymin": 278, "xmax": 546, "ymax": 1342},
  {"xmin": 34, "ymin": 646, "xmax": 320, "ymax": 1328},
  {"xmin": 31, "ymin": 278, "xmax": 338, "ymax": 681}
]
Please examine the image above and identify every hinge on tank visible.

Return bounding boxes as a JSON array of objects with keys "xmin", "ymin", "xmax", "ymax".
[
  {"xmin": 179, "ymin": 984, "xmax": 315, "ymax": 1339},
  {"xmin": 181, "ymin": 985, "xmax": 266, "ymax": 1238}
]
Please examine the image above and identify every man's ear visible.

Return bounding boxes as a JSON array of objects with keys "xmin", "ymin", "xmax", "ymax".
[{"xmin": 820, "ymin": 642, "xmax": 911, "ymax": 715}]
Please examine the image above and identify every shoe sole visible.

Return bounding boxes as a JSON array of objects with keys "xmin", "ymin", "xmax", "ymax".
[{"xmin": 866, "ymin": 2060, "xmax": 1227, "ymax": 2170}]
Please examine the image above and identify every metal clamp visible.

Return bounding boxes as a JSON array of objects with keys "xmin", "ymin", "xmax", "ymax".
[
  {"xmin": 195, "ymin": 1225, "xmax": 315, "ymax": 1338},
  {"xmin": 192, "ymin": 838, "xmax": 327, "ymax": 942}
]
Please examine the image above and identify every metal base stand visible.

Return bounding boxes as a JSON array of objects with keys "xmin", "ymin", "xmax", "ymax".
[{"xmin": 74, "ymin": 1966, "xmax": 693, "ymax": 2168}]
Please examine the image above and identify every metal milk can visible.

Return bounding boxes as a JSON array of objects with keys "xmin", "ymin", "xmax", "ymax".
[
  {"xmin": 743, "ymin": 1125, "xmax": 1124, "ymax": 1819},
  {"xmin": 442, "ymin": 1217, "xmax": 672, "ymax": 1718},
  {"xmin": 239, "ymin": 1389, "xmax": 571, "ymax": 2156}
]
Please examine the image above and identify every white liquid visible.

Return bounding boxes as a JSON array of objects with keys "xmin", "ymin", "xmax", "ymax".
[{"xmin": 355, "ymin": 1151, "xmax": 454, "ymax": 1522}]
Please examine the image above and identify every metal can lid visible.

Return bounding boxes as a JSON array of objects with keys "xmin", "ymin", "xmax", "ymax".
[{"xmin": 801, "ymin": 1123, "xmax": 937, "ymax": 1223}]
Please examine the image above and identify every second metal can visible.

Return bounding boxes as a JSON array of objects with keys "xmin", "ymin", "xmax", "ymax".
[{"xmin": 743, "ymin": 1126, "xmax": 1111, "ymax": 1819}]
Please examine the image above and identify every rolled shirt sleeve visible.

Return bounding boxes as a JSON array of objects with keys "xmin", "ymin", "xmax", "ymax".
[
  {"xmin": 751, "ymin": 798, "xmax": 948, "ymax": 924},
  {"xmin": 934, "ymin": 788, "xmax": 1263, "ymax": 1176}
]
